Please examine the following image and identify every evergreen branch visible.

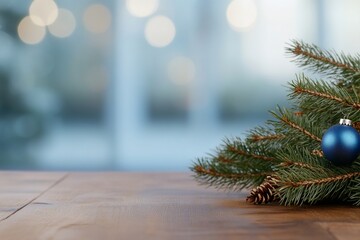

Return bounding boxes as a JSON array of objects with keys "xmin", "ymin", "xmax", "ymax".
[
  {"xmin": 282, "ymin": 172, "xmax": 360, "ymax": 188},
  {"xmin": 276, "ymin": 167, "xmax": 359, "ymax": 205},
  {"xmin": 193, "ymin": 165, "xmax": 270, "ymax": 179},
  {"xmin": 191, "ymin": 158, "xmax": 274, "ymax": 190},
  {"xmin": 192, "ymin": 139, "xmax": 280, "ymax": 182},
  {"xmin": 289, "ymin": 75, "xmax": 360, "ymax": 122},
  {"xmin": 276, "ymin": 152, "xmax": 360, "ymax": 205},
  {"xmin": 287, "ymin": 40, "xmax": 360, "ymax": 81},
  {"xmin": 275, "ymin": 147, "xmax": 327, "ymax": 172},
  {"xmin": 270, "ymin": 108, "xmax": 323, "ymax": 150},
  {"xmin": 226, "ymin": 145, "xmax": 275, "ymax": 162},
  {"xmin": 294, "ymin": 111, "xmax": 304, "ymax": 116},
  {"xmin": 311, "ymin": 149, "xmax": 323, "ymax": 157},
  {"xmin": 294, "ymin": 86, "xmax": 359, "ymax": 108},
  {"xmin": 246, "ymin": 125, "xmax": 285, "ymax": 148},
  {"xmin": 290, "ymin": 41, "xmax": 359, "ymax": 73},
  {"xmin": 219, "ymin": 138, "xmax": 281, "ymax": 169},
  {"xmin": 192, "ymin": 137, "xmax": 279, "ymax": 190},
  {"xmin": 279, "ymin": 160, "xmax": 318, "ymax": 171},
  {"xmin": 191, "ymin": 40, "xmax": 360, "ymax": 206},
  {"xmin": 291, "ymin": 75, "xmax": 360, "ymax": 110},
  {"xmin": 279, "ymin": 115, "xmax": 321, "ymax": 142},
  {"xmin": 215, "ymin": 155, "xmax": 234, "ymax": 164},
  {"xmin": 248, "ymin": 134, "xmax": 285, "ymax": 142},
  {"xmin": 348, "ymin": 177, "xmax": 360, "ymax": 205}
]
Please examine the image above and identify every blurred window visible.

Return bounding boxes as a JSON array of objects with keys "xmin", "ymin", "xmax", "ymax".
[
  {"xmin": 115, "ymin": 0, "xmax": 319, "ymax": 170},
  {"xmin": 1, "ymin": 0, "xmax": 360, "ymax": 170}
]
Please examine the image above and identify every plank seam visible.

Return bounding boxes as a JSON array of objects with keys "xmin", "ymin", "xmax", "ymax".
[
  {"xmin": 0, "ymin": 173, "xmax": 69, "ymax": 222},
  {"xmin": 315, "ymin": 222, "xmax": 340, "ymax": 240}
]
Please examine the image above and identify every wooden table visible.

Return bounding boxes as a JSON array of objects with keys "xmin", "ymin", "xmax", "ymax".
[{"xmin": 0, "ymin": 172, "xmax": 359, "ymax": 239}]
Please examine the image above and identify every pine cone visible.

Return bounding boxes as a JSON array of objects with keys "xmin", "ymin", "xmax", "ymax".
[
  {"xmin": 246, "ymin": 176, "xmax": 280, "ymax": 204},
  {"xmin": 353, "ymin": 121, "xmax": 360, "ymax": 132}
]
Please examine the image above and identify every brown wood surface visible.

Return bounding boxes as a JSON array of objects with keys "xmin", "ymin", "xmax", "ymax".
[
  {"xmin": 0, "ymin": 172, "xmax": 359, "ymax": 240},
  {"xmin": 0, "ymin": 172, "xmax": 66, "ymax": 221}
]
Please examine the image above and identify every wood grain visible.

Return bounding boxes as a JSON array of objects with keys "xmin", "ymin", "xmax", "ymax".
[
  {"xmin": 0, "ymin": 172, "xmax": 359, "ymax": 239},
  {"xmin": 0, "ymin": 171, "xmax": 66, "ymax": 221}
]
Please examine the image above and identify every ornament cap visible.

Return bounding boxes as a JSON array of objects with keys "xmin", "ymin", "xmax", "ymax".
[{"xmin": 339, "ymin": 118, "xmax": 352, "ymax": 126}]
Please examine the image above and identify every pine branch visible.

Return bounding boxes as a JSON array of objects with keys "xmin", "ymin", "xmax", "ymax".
[
  {"xmin": 270, "ymin": 108, "xmax": 322, "ymax": 147},
  {"xmin": 287, "ymin": 40, "xmax": 360, "ymax": 82},
  {"xmin": 191, "ymin": 40, "xmax": 360, "ymax": 206},
  {"xmin": 219, "ymin": 138, "xmax": 280, "ymax": 169},
  {"xmin": 273, "ymin": 146, "xmax": 360, "ymax": 205},
  {"xmin": 311, "ymin": 149, "xmax": 323, "ymax": 158},
  {"xmin": 191, "ymin": 138, "xmax": 280, "ymax": 190},
  {"xmin": 215, "ymin": 155, "xmax": 235, "ymax": 164},
  {"xmin": 290, "ymin": 74, "xmax": 360, "ymax": 113},
  {"xmin": 191, "ymin": 158, "xmax": 274, "ymax": 190},
  {"xmin": 276, "ymin": 165, "xmax": 360, "ymax": 206},
  {"xmin": 248, "ymin": 134, "xmax": 285, "ymax": 142},
  {"xmin": 226, "ymin": 144, "xmax": 275, "ymax": 162},
  {"xmin": 348, "ymin": 177, "xmax": 360, "ymax": 206},
  {"xmin": 275, "ymin": 147, "xmax": 327, "ymax": 170},
  {"xmin": 246, "ymin": 125, "xmax": 285, "ymax": 150},
  {"xmin": 294, "ymin": 111, "xmax": 304, "ymax": 116},
  {"xmin": 278, "ymin": 161, "xmax": 318, "ymax": 171},
  {"xmin": 193, "ymin": 164, "xmax": 269, "ymax": 179},
  {"xmin": 294, "ymin": 82, "xmax": 360, "ymax": 110},
  {"xmin": 283, "ymin": 172, "xmax": 360, "ymax": 188},
  {"xmin": 280, "ymin": 115, "xmax": 321, "ymax": 142}
]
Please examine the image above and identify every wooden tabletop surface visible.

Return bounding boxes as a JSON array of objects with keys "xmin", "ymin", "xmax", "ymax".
[{"xmin": 0, "ymin": 172, "xmax": 359, "ymax": 240}]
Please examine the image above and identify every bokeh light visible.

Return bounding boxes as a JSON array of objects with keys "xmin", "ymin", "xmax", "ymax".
[
  {"xmin": 167, "ymin": 56, "xmax": 196, "ymax": 86},
  {"xmin": 29, "ymin": 0, "xmax": 59, "ymax": 26},
  {"xmin": 48, "ymin": 9, "xmax": 76, "ymax": 38},
  {"xmin": 145, "ymin": 15, "xmax": 176, "ymax": 48},
  {"xmin": 126, "ymin": 0, "xmax": 159, "ymax": 18},
  {"xmin": 226, "ymin": 0, "xmax": 257, "ymax": 31},
  {"xmin": 83, "ymin": 4, "xmax": 112, "ymax": 34},
  {"xmin": 18, "ymin": 16, "xmax": 46, "ymax": 45}
]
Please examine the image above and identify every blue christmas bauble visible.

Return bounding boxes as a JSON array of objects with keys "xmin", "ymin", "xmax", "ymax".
[{"xmin": 321, "ymin": 122, "xmax": 360, "ymax": 165}]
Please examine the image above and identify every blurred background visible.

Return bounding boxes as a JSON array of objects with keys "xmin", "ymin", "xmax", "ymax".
[{"xmin": 0, "ymin": 0, "xmax": 359, "ymax": 171}]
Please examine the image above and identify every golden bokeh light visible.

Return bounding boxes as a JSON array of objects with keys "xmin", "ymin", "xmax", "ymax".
[
  {"xmin": 83, "ymin": 4, "xmax": 112, "ymax": 34},
  {"xmin": 29, "ymin": 0, "xmax": 59, "ymax": 26},
  {"xmin": 226, "ymin": 0, "xmax": 257, "ymax": 31},
  {"xmin": 18, "ymin": 16, "xmax": 46, "ymax": 45},
  {"xmin": 126, "ymin": 0, "xmax": 159, "ymax": 18},
  {"xmin": 48, "ymin": 9, "xmax": 76, "ymax": 38},
  {"xmin": 145, "ymin": 15, "xmax": 176, "ymax": 48},
  {"xmin": 168, "ymin": 56, "xmax": 196, "ymax": 86}
]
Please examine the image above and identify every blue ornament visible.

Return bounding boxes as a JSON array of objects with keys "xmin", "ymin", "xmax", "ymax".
[{"xmin": 321, "ymin": 119, "xmax": 360, "ymax": 165}]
